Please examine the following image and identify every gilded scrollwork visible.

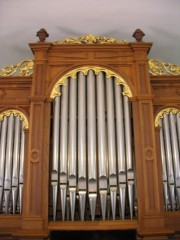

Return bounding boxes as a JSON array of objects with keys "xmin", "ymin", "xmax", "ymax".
[
  {"xmin": 50, "ymin": 66, "xmax": 132, "ymax": 99},
  {"xmin": 54, "ymin": 34, "xmax": 127, "ymax": 44},
  {"xmin": 0, "ymin": 59, "xmax": 34, "ymax": 77},
  {"xmin": 155, "ymin": 108, "xmax": 180, "ymax": 127},
  {"xmin": 149, "ymin": 59, "xmax": 180, "ymax": 76},
  {"xmin": 0, "ymin": 109, "xmax": 29, "ymax": 129}
]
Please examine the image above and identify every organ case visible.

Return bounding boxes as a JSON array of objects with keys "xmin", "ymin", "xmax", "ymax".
[{"xmin": 0, "ymin": 32, "xmax": 180, "ymax": 240}]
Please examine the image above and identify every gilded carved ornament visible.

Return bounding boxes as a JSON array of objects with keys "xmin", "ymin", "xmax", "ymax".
[
  {"xmin": 149, "ymin": 59, "xmax": 180, "ymax": 76},
  {"xmin": 155, "ymin": 108, "xmax": 180, "ymax": 127},
  {"xmin": 0, "ymin": 59, "xmax": 33, "ymax": 77},
  {"xmin": 50, "ymin": 66, "xmax": 132, "ymax": 99},
  {"xmin": 54, "ymin": 34, "xmax": 127, "ymax": 44},
  {"xmin": 0, "ymin": 109, "xmax": 29, "ymax": 129}
]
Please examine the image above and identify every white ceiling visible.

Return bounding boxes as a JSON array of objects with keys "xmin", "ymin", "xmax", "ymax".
[{"xmin": 0, "ymin": 0, "xmax": 180, "ymax": 68}]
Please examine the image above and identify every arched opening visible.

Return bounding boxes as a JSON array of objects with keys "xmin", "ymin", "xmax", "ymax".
[
  {"xmin": 0, "ymin": 109, "xmax": 28, "ymax": 214},
  {"xmin": 155, "ymin": 108, "xmax": 180, "ymax": 211}
]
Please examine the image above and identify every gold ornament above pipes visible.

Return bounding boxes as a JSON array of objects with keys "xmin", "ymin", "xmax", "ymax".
[{"xmin": 54, "ymin": 34, "xmax": 127, "ymax": 44}]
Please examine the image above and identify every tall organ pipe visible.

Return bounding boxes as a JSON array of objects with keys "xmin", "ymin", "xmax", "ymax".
[
  {"xmin": 59, "ymin": 79, "xmax": 69, "ymax": 221},
  {"xmin": 176, "ymin": 114, "xmax": 180, "ymax": 208},
  {"xmin": 169, "ymin": 112, "xmax": 180, "ymax": 207},
  {"xmin": 97, "ymin": 72, "xmax": 107, "ymax": 220},
  {"xmin": 12, "ymin": 116, "xmax": 21, "ymax": 214},
  {"xmin": 4, "ymin": 114, "xmax": 14, "ymax": 213},
  {"xmin": 124, "ymin": 93, "xmax": 134, "ymax": 219},
  {"xmin": 159, "ymin": 119, "xmax": 168, "ymax": 210},
  {"xmin": 115, "ymin": 84, "xmax": 126, "ymax": 219},
  {"xmin": 87, "ymin": 70, "xmax": 97, "ymax": 221},
  {"xmin": 78, "ymin": 72, "xmax": 87, "ymax": 220},
  {"xmin": 177, "ymin": 114, "xmax": 180, "ymax": 150},
  {"xmin": 51, "ymin": 88, "xmax": 61, "ymax": 221},
  {"xmin": 0, "ymin": 117, "xmax": 8, "ymax": 211},
  {"xmin": 163, "ymin": 114, "xmax": 175, "ymax": 210},
  {"xmin": 68, "ymin": 77, "xmax": 77, "ymax": 221},
  {"xmin": 106, "ymin": 77, "xmax": 117, "ymax": 220},
  {"xmin": 19, "ymin": 121, "xmax": 25, "ymax": 214}
]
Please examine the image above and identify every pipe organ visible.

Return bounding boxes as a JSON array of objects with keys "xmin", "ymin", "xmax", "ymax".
[
  {"xmin": 0, "ymin": 30, "xmax": 180, "ymax": 240},
  {"xmin": 0, "ymin": 111, "xmax": 27, "ymax": 215},
  {"xmin": 156, "ymin": 109, "xmax": 180, "ymax": 212},
  {"xmin": 50, "ymin": 70, "xmax": 136, "ymax": 222}
]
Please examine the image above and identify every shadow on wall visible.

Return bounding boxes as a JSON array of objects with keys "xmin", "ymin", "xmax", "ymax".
[{"xmin": 50, "ymin": 230, "xmax": 136, "ymax": 240}]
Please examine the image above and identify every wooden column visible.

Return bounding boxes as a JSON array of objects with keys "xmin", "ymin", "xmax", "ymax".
[
  {"xmin": 131, "ymin": 43, "xmax": 173, "ymax": 238},
  {"xmin": 21, "ymin": 42, "xmax": 51, "ymax": 234}
]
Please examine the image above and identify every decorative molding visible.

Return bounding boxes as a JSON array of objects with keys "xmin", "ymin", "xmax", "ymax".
[
  {"xmin": 149, "ymin": 59, "xmax": 180, "ymax": 76},
  {"xmin": 50, "ymin": 66, "xmax": 132, "ymax": 99},
  {"xmin": 0, "ymin": 109, "xmax": 29, "ymax": 129},
  {"xmin": 0, "ymin": 59, "xmax": 34, "ymax": 77},
  {"xmin": 155, "ymin": 107, "xmax": 180, "ymax": 127},
  {"xmin": 54, "ymin": 34, "xmax": 127, "ymax": 44}
]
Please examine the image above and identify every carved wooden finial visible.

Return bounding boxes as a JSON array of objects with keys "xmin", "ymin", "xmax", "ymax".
[
  {"xmin": 132, "ymin": 28, "xmax": 145, "ymax": 42},
  {"xmin": 36, "ymin": 28, "xmax": 49, "ymax": 42}
]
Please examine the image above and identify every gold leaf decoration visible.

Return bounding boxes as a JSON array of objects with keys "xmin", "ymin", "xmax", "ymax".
[
  {"xmin": 0, "ymin": 109, "xmax": 29, "ymax": 129},
  {"xmin": 50, "ymin": 66, "xmax": 132, "ymax": 99},
  {"xmin": 0, "ymin": 59, "xmax": 34, "ymax": 77},
  {"xmin": 149, "ymin": 59, "xmax": 180, "ymax": 76},
  {"xmin": 155, "ymin": 108, "xmax": 180, "ymax": 127},
  {"xmin": 54, "ymin": 34, "xmax": 127, "ymax": 44}
]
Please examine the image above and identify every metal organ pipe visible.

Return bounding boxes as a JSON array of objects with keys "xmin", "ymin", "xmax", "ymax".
[
  {"xmin": 114, "ymin": 84, "xmax": 126, "ymax": 219},
  {"xmin": 12, "ymin": 116, "xmax": 21, "ymax": 214},
  {"xmin": 78, "ymin": 72, "xmax": 86, "ymax": 221},
  {"xmin": 177, "ymin": 114, "xmax": 180, "ymax": 150},
  {"xmin": 68, "ymin": 77, "xmax": 77, "ymax": 221},
  {"xmin": 169, "ymin": 112, "xmax": 180, "ymax": 206},
  {"xmin": 0, "ymin": 117, "xmax": 8, "ymax": 211},
  {"xmin": 59, "ymin": 79, "xmax": 69, "ymax": 221},
  {"xmin": 4, "ymin": 114, "xmax": 14, "ymax": 213},
  {"xmin": 106, "ymin": 77, "xmax": 117, "ymax": 220},
  {"xmin": 51, "ymin": 88, "xmax": 61, "ymax": 221},
  {"xmin": 159, "ymin": 119, "xmax": 168, "ymax": 210},
  {"xmin": 19, "ymin": 121, "xmax": 25, "ymax": 214},
  {"xmin": 96, "ymin": 72, "xmax": 107, "ymax": 220},
  {"xmin": 87, "ymin": 70, "xmax": 97, "ymax": 221},
  {"xmin": 124, "ymin": 93, "xmax": 134, "ymax": 219}
]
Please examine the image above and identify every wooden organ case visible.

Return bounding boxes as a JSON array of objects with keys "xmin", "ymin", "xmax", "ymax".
[{"xmin": 0, "ymin": 29, "xmax": 180, "ymax": 240}]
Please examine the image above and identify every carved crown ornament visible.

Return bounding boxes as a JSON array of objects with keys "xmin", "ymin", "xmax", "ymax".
[{"xmin": 53, "ymin": 34, "xmax": 127, "ymax": 44}]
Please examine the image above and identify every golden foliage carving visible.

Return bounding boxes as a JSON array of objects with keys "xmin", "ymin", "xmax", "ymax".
[
  {"xmin": 54, "ymin": 34, "xmax": 127, "ymax": 44},
  {"xmin": 149, "ymin": 59, "xmax": 180, "ymax": 76},
  {"xmin": 0, "ymin": 59, "xmax": 34, "ymax": 77}
]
